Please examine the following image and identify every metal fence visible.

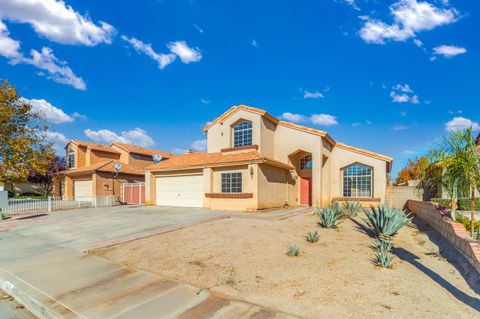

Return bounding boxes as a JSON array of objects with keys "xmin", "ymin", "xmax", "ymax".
[{"xmin": 1, "ymin": 196, "xmax": 114, "ymax": 216}]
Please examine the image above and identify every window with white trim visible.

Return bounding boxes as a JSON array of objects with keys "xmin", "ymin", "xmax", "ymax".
[
  {"xmin": 300, "ymin": 155, "xmax": 312, "ymax": 170},
  {"xmin": 67, "ymin": 148, "xmax": 75, "ymax": 169},
  {"xmin": 233, "ymin": 121, "xmax": 252, "ymax": 147},
  {"xmin": 221, "ymin": 172, "xmax": 242, "ymax": 193},
  {"xmin": 342, "ymin": 164, "xmax": 372, "ymax": 198}
]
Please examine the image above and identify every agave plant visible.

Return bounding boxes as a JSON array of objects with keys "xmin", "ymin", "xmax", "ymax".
[
  {"xmin": 363, "ymin": 204, "xmax": 412, "ymax": 241},
  {"xmin": 373, "ymin": 238, "xmax": 392, "ymax": 253},
  {"xmin": 342, "ymin": 201, "xmax": 362, "ymax": 217},
  {"xmin": 287, "ymin": 244, "xmax": 299, "ymax": 256},
  {"xmin": 330, "ymin": 201, "xmax": 343, "ymax": 216},
  {"xmin": 305, "ymin": 231, "xmax": 320, "ymax": 243},
  {"xmin": 318, "ymin": 207, "xmax": 342, "ymax": 228},
  {"xmin": 375, "ymin": 250, "xmax": 394, "ymax": 268}
]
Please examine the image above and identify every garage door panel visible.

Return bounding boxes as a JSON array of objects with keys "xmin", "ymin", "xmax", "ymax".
[
  {"xmin": 155, "ymin": 174, "xmax": 204, "ymax": 207},
  {"xmin": 74, "ymin": 180, "xmax": 93, "ymax": 201}
]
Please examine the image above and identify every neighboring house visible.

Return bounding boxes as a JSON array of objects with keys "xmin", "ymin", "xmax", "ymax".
[
  {"xmin": 1, "ymin": 182, "xmax": 43, "ymax": 197},
  {"xmin": 54, "ymin": 141, "xmax": 172, "ymax": 200},
  {"xmin": 145, "ymin": 105, "xmax": 393, "ymax": 211}
]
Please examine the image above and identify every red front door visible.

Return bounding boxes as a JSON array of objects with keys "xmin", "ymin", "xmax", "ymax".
[{"xmin": 300, "ymin": 177, "xmax": 312, "ymax": 206}]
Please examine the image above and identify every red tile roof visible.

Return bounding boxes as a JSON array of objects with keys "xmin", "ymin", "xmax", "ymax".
[
  {"xmin": 111, "ymin": 142, "xmax": 173, "ymax": 157},
  {"xmin": 147, "ymin": 151, "xmax": 293, "ymax": 171},
  {"xmin": 61, "ymin": 160, "xmax": 145, "ymax": 176}
]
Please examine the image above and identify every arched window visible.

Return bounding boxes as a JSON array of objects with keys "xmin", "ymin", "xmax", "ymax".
[
  {"xmin": 67, "ymin": 148, "xmax": 75, "ymax": 169},
  {"xmin": 342, "ymin": 163, "xmax": 372, "ymax": 198},
  {"xmin": 233, "ymin": 121, "xmax": 252, "ymax": 147},
  {"xmin": 300, "ymin": 155, "xmax": 312, "ymax": 170}
]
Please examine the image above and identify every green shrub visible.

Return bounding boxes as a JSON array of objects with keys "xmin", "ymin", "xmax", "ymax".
[
  {"xmin": 375, "ymin": 250, "xmax": 394, "ymax": 268},
  {"xmin": 455, "ymin": 214, "xmax": 480, "ymax": 233},
  {"xmin": 363, "ymin": 204, "xmax": 412, "ymax": 241},
  {"xmin": 373, "ymin": 238, "xmax": 392, "ymax": 252},
  {"xmin": 287, "ymin": 244, "xmax": 299, "ymax": 256},
  {"xmin": 342, "ymin": 201, "xmax": 362, "ymax": 217},
  {"xmin": 318, "ymin": 207, "xmax": 342, "ymax": 228},
  {"xmin": 431, "ymin": 198, "xmax": 453, "ymax": 207},
  {"xmin": 305, "ymin": 231, "xmax": 320, "ymax": 243},
  {"xmin": 457, "ymin": 198, "xmax": 480, "ymax": 211}
]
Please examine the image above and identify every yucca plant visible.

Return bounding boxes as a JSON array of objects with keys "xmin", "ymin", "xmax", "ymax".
[
  {"xmin": 305, "ymin": 231, "xmax": 319, "ymax": 243},
  {"xmin": 373, "ymin": 238, "xmax": 392, "ymax": 252},
  {"xmin": 342, "ymin": 201, "xmax": 362, "ymax": 217},
  {"xmin": 363, "ymin": 204, "xmax": 412, "ymax": 241},
  {"xmin": 287, "ymin": 244, "xmax": 299, "ymax": 256},
  {"xmin": 318, "ymin": 207, "xmax": 342, "ymax": 228},
  {"xmin": 375, "ymin": 250, "xmax": 394, "ymax": 268}
]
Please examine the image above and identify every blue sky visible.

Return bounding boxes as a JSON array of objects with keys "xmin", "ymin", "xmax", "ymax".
[{"xmin": 1, "ymin": 0, "xmax": 479, "ymax": 178}]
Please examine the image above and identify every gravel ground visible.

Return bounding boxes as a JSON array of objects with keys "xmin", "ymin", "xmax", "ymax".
[{"xmin": 94, "ymin": 213, "xmax": 480, "ymax": 319}]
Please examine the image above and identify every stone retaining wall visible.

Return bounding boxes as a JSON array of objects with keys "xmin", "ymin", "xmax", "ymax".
[{"xmin": 407, "ymin": 200, "xmax": 480, "ymax": 273}]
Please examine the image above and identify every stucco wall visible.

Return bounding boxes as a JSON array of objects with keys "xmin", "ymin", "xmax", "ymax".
[
  {"xmin": 89, "ymin": 150, "xmax": 120, "ymax": 166},
  {"xmin": 386, "ymin": 186, "xmax": 423, "ymax": 209},
  {"xmin": 329, "ymin": 146, "xmax": 388, "ymax": 202},
  {"xmin": 95, "ymin": 172, "xmax": 144, "ymax": 197},
  {"xmin": 207, "ymin": 109, "xmax": 263, "ymax": 152},
  {"xmin": 257, "ymin": 164, "xmax": 295, "ymax": 209},
  {"xmin": 206, "ymin": 165, "xmax": 257, "ymax": 211}
]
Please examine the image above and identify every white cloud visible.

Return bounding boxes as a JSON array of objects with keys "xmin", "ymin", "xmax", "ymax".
[
  {"xmin": 343, "ymin": 0, "xmax": 361, "ymax": 11},
  {"xmin": 24, "ymin": 98, "xmax": 73, "ymax": 124},
  {"xmin": 280, "ymin": 112, "xmax": 308, "ymax": 123},
  {"xmin": 123, "ymin": 37, "xmax": 202, "ymax": 68},
  {"xmin": 390, "ymin": 83, "xmax": 420, "ymax": 104},
  {"xmin": 251, "ymin": 39, "xmax": 258, "ymax": 48},
  {"xmin": 200, "ymin": 98, "xmax": 211, "ymax": 104},
  {"xmin": 445, "ymin": 117, "xmax": 480, "ymax": 131},
  {"xmin": 0, "ymin": 20, "xmax": 21, "ymax": 59},
  {"xmin": 0, "ymin": 0, "xmax": 115, "ymax": 46},
  {"xmin": 433, "ymin": 45, "xmax": 467, "ymax": 58},
  {"xmin": 72, "ymin": 112, "xmax": 87, "ymax": 120},
  {"xmin": 122, "ymin": 36, "xmax": 176, "ymax": 69},
  {"xmin": 413, "ymin": 38, "xmax": 423, "ymax": 47},
  {"xmin": 194, "ymin": 24, "xmax": 204, "ymax": 33},
  {"xmin": 310, "ymin": 114, "xmax": 338, "ymax": 126},
  {"xmin": 191, "ymin": 139, "xmax": 207, "ymax": 152},
  {"xmin": 167, "ymin": 41, "xmax": 202, "ymax": 64},
  {"xmin": 448, "ymin": 109, "xmax": 462, "ymax": 115},
  {"xmin": 393, "ymin": 125, "xmax": 408, "ymax": 130},
  {"xmin": 403, "ymin": 150, "xmax": 417, "ymax": 154},
  {"xmin": 304, "ymin": 90, "xmax": 324, "ymax": 99},
  {"xmin": 45, "ymin": 130, "xmax": 69, "ymax": 153},
  {"xmin": 85, "ymin": 128, "xmax": 155, "ymax": 147},
  {"xmin": 359, "ymin": 0, "xmax": 458, "ymax": 44}
]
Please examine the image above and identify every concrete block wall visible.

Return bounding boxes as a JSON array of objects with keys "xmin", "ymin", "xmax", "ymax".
[
  {"xmin": 386, "ymin": 186, "xmax": 423, "ymax": 209},
  {"xmin": 407, "ymin": 200, "xmax": 480, "ymax": 273}
]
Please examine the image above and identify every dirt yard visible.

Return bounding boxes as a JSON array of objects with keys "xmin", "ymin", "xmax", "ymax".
[{"xmin": 93, "ymin": 213, "xmax": 480, "ymax": 318}]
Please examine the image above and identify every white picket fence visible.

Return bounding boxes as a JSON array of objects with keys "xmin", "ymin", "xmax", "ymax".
[{"xmin": 1, "ymin": 196, "xmax": 114, "ymax": 216}]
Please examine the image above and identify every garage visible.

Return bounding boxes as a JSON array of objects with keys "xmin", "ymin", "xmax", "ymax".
[
  {"xmin": 74, "ymin": 180, "xmax": 93, "ymax": 201},
  {"xmin": 155, "ymin": 174, "xmax": 204, "ymax": 207}
]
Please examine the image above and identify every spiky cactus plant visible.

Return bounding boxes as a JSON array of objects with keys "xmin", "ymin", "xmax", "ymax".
[
  {"xmin": 375, "ymin": 250, "xmax": 394, "ymax": 268},
  {"xmin": 287, "ymin": 244, "xmax": 299, "ymax": 256},
  {"xmin": 318, "ymin": 207, "xmax": 342, "ymax": 228},
  {"xmin": 305, "ymin": 231, "xmax": 320, "ymax": 243},
  {"xmin": 342, "ymin": 201, "xmax": 362, "ymax": 217},
  {"xmin": 363, "ymin": 204, "xmax": 412, "ymax": 241}
]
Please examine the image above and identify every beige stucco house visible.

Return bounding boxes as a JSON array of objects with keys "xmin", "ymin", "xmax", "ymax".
[
  {"xmin": 145, "ymin": 105, "xmax": 393, "ymax": 211},
  {"xmin": 54, "ymin": 140, "xmax": 172, "ymax": 201}
]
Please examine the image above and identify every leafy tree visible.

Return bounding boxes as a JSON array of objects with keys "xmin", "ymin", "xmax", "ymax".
[
  {"xmin": 0, "ymin": 80, "xmax": 53, "ymax": 182},
  {"xmin": 428, "ymin": 128, "xmax": 480, "ymax": 233},
  {"xmin": 393, "ymin": 157, "xmax": 424, "ymax": 186},
  {"xmin": 27, "ymin": 156, "xmax": 66, "ymax": 196}
]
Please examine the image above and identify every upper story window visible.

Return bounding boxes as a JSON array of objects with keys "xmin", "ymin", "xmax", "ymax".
[
  {"xmin": 221, "ymin": 172, "xmax": 242, "ymax": 193},
  {"xmin": 233, "ymin": 121, "xmax": 252, "ymax": 147},
  {"xmin": 300, "ymin": 155, "xmax": 312, "ymax": 170},
  {"xmin": 342, "ymin": 163, "xmax": 372, "ymax": 198},
  {"xmin": 67, "ymin": 148, "xmax": 75, "ymax": 169}
]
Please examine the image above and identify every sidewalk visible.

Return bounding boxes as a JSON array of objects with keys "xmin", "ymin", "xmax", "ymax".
[{"xmin": 0, "ymin": 231, "xmax": 299, "ymax": 319}]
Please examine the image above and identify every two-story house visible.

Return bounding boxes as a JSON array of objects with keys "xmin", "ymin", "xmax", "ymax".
[
  {"xmin": 54, "ymin": 141, "xmax": 172, "ymax": 200},
  {"xmin": 145, "ymin": 105, "xmax": 393, "ymax": 211}
]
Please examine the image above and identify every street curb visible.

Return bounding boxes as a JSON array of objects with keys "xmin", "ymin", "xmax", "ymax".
[{"xmin": 0, "ymin": 270, "xmax": 84, "ymax": 319}]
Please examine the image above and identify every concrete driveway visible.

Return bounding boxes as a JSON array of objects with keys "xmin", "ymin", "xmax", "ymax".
[{"xmin": 6, "ymin": 205, "xmax": 230, "ymax": 251}]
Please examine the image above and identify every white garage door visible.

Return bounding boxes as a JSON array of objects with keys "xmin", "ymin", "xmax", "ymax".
[
  {"xmin": 74, "ymin": 180, "xmax": 93, "ymax": 201},
  {"xmin": 155, "ymin": 174, "xmax": 204, "ymax": 207}
]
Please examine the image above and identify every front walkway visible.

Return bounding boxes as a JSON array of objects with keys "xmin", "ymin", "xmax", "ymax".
[{"xmin": 0, "ymin": 205, "xmax": 306, "ymax": 318}]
